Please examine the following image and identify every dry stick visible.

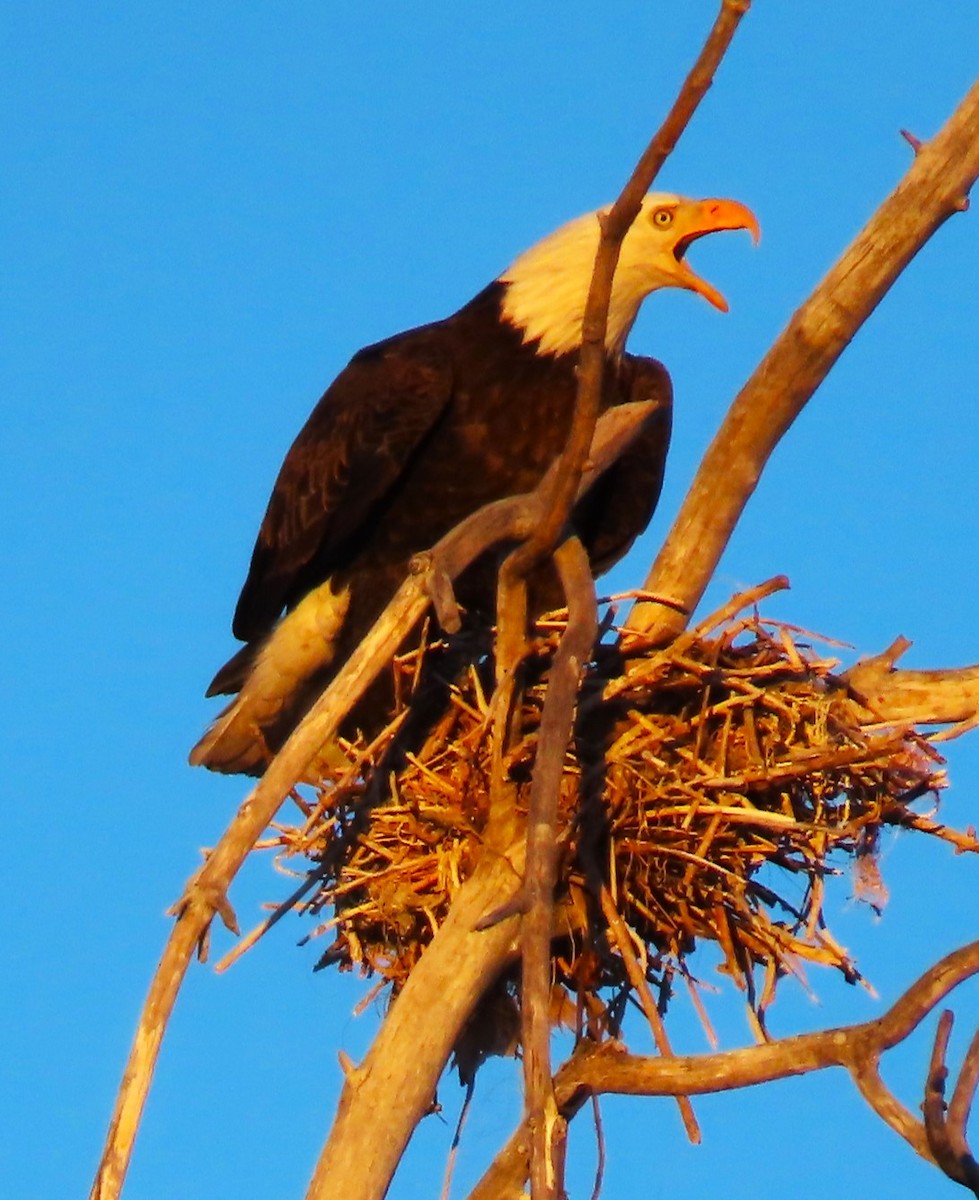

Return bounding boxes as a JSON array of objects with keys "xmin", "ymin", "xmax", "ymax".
[
  {"xmin": 850, "ymin": 1056, "xmax": 932, "ymax": 1162},
  {"xmin": 845, "ymin": 645, "xmax": 979, "ymax": 727},
  {"xmin": 587, "ymin": 1095, "xmax": 606, "ymax": 1200},
  {"xmin": 597, "ymin": 887, "xmax": 699, "ymax": 1143},
  {"xmin": 950, "ymin": 1025, "xmax": 979, "ymax": 1152},
  {"xmin": 626, "ymin": 75, "xmax": 979, "ymax": 643},
  {"xmin": 923, "ymin": 1012, "xmax": 979, "ymax": 1194},
  {"xmin": 521, "ymin": 536, "xmax": 597, "ymax": 1200},
  {"xmin": 88, "ymin": 404, "xmax": 654, "ymax": 1200},
  {"xmin": 508, "ymin": 5, "xmax": 752, "ymax": 1194},
  {"xmin": 90, "ymin": 587, "xmax": 443, "ymax": 1200},
  {"xmin": 487, "ymin": 558, "xmax": 529, "ymax": 848},
  {"xmin": 468, "ymin": 940, "xmax": 979, "ymax": 1199}
]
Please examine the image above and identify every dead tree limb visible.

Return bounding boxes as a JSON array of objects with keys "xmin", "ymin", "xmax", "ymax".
[
  {"xmin": 304, "ymin": 846, "xmax": 527, "ymax": 1200},
  {"xmin": 510, "ymin": 0, "xmax": 751, "ymax": 579},
  {"xmin": 846, "ymin": 638, "xmax": 979, "ymax": 730},
  {"xmin": 468, "ymin": 940, "xmax": 979, "ymax": 1199},
  {"xmin": 922, "ymin": 1012, "xmax": 979, "ymax": 1195},
  {"xmin": 502, "ymin": 6, "xmax": 751, "ymax": 1193},
  {"xmin": 520, "ymin": 536, "xmax": 597, "ymax": 1200},
  {"xmin": 626, "ymin": 75, "xmax": 979, "ymax": 643}
]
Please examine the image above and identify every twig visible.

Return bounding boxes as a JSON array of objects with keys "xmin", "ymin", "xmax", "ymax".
[
  {"xmin": 626, "ymin": 76, "xmax": 979, "ymax": 642},
  {"xmin": 923, "ymin": 1012, "xmax": 979, "ymax": 1194},
  {"xmin": 588, "ymin": 1094, "xmax": 606, "ymax": 1200},
  {"xmin": 521, "ymin": 536, "xmax": 597, "ymax": 1200},
  {"xmin": 950, "ymin": 1027, "xmax": 979, "ymax": 1151},
  {"xmin": 487, "ymin": 555, "xmax": 529, "ymax": 850},
  {"xmin": 598, "ymin": 887, "xmax": 700, "ymax": 1143}
]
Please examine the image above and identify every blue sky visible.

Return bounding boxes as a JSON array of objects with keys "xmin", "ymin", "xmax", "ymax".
[{"xmin": 4, "ymin": 4, "xmax": 978, "ymax": 1198}]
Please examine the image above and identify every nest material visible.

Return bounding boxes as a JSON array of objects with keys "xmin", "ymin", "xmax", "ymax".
[{"xmin": 267, "ymin": 600, "xmax": 971, "ymax": 1030}]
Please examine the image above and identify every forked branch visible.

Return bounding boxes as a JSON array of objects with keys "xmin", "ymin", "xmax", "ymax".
[
  {"xmin": 469, "ymin": 941, "xmax": 979, "ymax": 1199},
  {"xmin": 626, "ymin": 76, "xmax": 979, "ymax": 643},
  {"xmin": 922, "ymin": 1012, "xmax": 979, "ymax": 1194}
]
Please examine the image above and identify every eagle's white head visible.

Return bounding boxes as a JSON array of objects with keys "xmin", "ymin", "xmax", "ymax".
[{"xmin": 499, "ymin": 193, "xmax": 759, "ymax": 358}]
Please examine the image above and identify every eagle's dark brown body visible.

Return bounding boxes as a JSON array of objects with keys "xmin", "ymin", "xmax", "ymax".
[
  {"xmin": 195, "ymin": 283, "xmax": 671, "ymax": 773},
  {"xmin": 234, "ymin": 284, "xmax": 670, "ymax": 649}
]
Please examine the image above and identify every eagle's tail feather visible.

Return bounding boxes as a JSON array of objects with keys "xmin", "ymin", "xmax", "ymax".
[
  {"xmin": 188, "ymin": 697, "xmax": 270, "ymax": 776},
  {"xmin": 190, "ymin": 580, "xmax": 351, "ymax": 776}
]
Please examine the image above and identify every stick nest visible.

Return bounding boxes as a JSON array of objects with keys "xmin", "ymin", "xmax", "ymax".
[{"xmin": 265, "ymin": 600, "xmax": 968, "ymax": 1036}]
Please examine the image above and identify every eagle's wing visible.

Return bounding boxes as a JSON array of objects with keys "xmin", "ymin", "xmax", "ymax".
[
  {"xmin": 231, "ymin": 335, "xmax": 454, "ymax": 644},
  {"xmin": 571, "ymin": 354, "xmax": 673, "ymax": 575}
]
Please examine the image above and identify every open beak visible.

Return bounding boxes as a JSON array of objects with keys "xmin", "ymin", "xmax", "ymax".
[{"xmin": 670, "ymin": 198, "xmax": 760, "ymax": 312}]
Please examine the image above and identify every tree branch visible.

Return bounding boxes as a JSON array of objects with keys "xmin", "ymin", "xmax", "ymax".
[
  {"xmin": 503, "ymin": 8, "xmax": 751, "ymax": 1193},
  {"xmin": 521, "ymin": 536, "xmax": 597, "ymax": 1200},
  {"xmin": 923, "ymin": 1012, "xmax": 979, "ymax": 1194},
  {"xmin": 304, "ymin": 847, "xmax": 526, "ymax": 1200},
  {"xmin": 597, "ymin": 886, "xmax": 700, "ymax": 1143},
  {"xmin": 510, "ymin": 0, "xmax": 751, "ymax": 579},
  {"xmin": 469, "ymin": 941, "xmax": 979, "ymax": 1198},
  {"xmin": 845, "ymin": 638, "xmax": 979, "ymax": 730},
  {"xmin": 626, "ymin": 76, "xmax": 979, "ymax": 642}
]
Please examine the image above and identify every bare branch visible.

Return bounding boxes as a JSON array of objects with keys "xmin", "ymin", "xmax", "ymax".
[
  {"xmin": 950, "ymin": 1027, "xmax": 979, "ymax": 1154},
  {"xmin": 521, "ymin": 536, "xmax": 597, "ymax": 1200},
  {"xmin": 305, "ymin": 849, "xmax": 526, "ymax": 1200},
  {"xmin": 850, "ymin": 1058, "xmax": 931, "ymax": 1161},
  {"xmin": 626, "ymin": 76, "xmax": 979, "ymax": 642},
  {"xmin": 506, "ymin": 8, "xmax": 751, "ymax": 1191},
  {"xmin": 470, "ymin": 941, "xmax": 979, "ymax": 1197},
  {"xmin": 598, "ymin": 886, "xmax": 699, "ymax": 1142},
  {"xmin": 846, "ymin": 641, "xmax": 979, "ymax": 728},
  {"xmin": 508, "ymin": 0, "xmax": 751, "ymax": 578},
  {"xmin": 923, "ymin": 1012, "xmax": 979, "ymax": 1194}
]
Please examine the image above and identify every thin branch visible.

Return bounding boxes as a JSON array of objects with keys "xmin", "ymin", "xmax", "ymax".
[
  {"xmin": 505, "ymin": 8, "xmax": 752, "ymax": 1192},
  {"xmin": 850, "ymin": 1058, "xmax": 931, "ymax": 1161},
  {"xmin": 626, "ymin": 76, "xmax": 979, "ymax": 642},
  {"xmin": 521, "ymin": 536, "xmax": 597, "ymax": 1200},
  {"xmin": 598, "ymin": 887, "xmax": 699, "ymax": 1142},
  {"xmin": 471, "ymin": 942, "xmax": 979, "ymax": 1198},
  {"xmin": 587, "ymin": 1094, "xmax": 606, "ymax": 1200},
  {"xmin": 509, "ymin": 0, "xmax": 751, "ymax": 579},
  {"xmin": 923, "ymin": 1012, "xmax": 979, "ymax": 1194},
  {"xmin": 950, "ymin": 1027, "xmax": 979, "ymax": 1150}
]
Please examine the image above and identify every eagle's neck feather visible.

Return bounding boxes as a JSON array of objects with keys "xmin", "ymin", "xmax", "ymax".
[{"xmin": 498, "ymin": 209, "xmax": 647, "ymax": 359}]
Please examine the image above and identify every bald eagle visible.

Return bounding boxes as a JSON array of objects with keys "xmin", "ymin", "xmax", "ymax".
[{"xmin": 191, "ymin": 194, "xmax": 758, "ymax": 775}]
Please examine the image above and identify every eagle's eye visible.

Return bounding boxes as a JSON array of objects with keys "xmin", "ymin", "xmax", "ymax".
[{"xmin": 651, "ymin": 208, "xmax": 675, "ymax": 228}]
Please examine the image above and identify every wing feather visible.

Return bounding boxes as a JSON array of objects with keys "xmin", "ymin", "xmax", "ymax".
[{"xmin": 232, "ymin": 335, "xmax": 453, "ymax": 642}]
